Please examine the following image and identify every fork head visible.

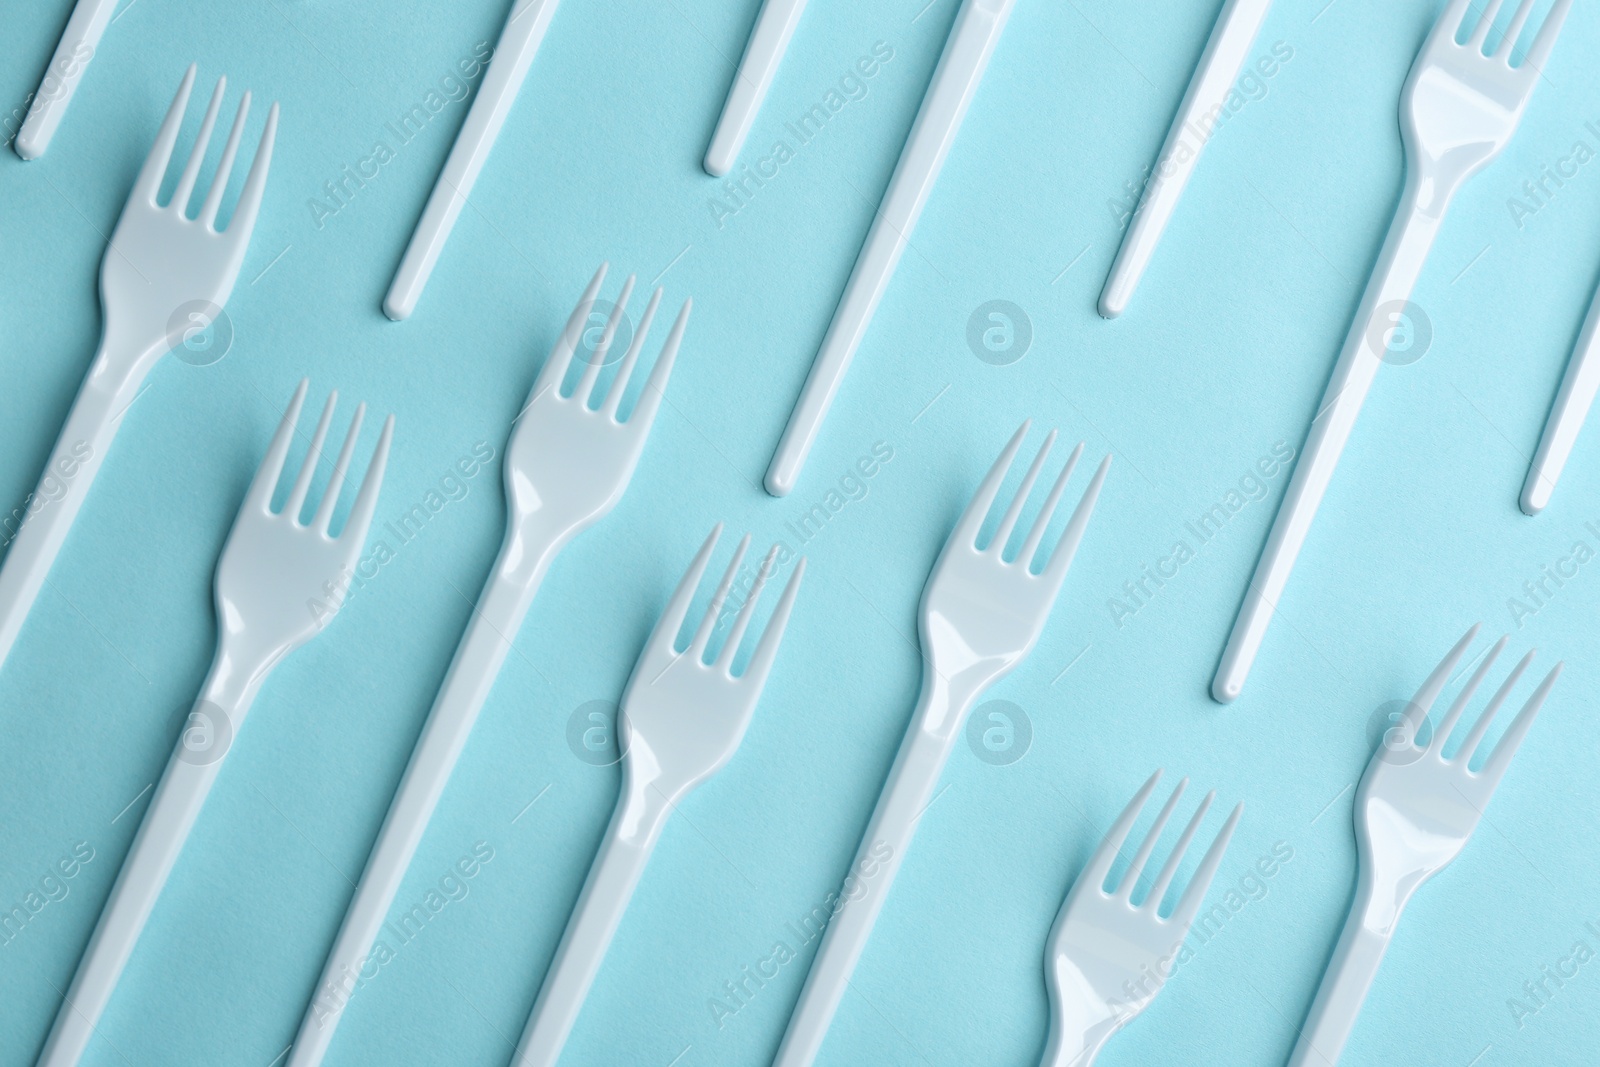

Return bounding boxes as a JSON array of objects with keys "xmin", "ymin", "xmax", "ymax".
[
  {"xmin": 1402, "ymin": 0, "xmax": 1570, "ymax": 203},
  {"xmin": 920, "ymin": 421, "xmax": 1109, "ymax": 687},
  {"xmin": 102, "ymin": 64, "xmax": 278, "ymax": 363},
  {"xmin": 1357, "ymin": 624, "xmax": 1560, "ymax": 898},
  {"xmin": 502, "ymin": 262, "xmax": 688, "ymax": 535},
  {"xmin": 214, "ymin": 381, "xmax": 393, "ymax": 672},
  {"xmin": 618, "ymin": 524, "xmax": 804, "ymax": 805},
  {"xmin": 1044, "ymin": 771, "xmax": 1241, "ymax": 1059}
]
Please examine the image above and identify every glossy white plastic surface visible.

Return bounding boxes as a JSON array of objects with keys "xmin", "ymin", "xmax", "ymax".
[
  {"xmin": 1040, "ymin": 771, "xmax": 1240, "ymax": 1067},
  {"xmin": 510, "ymin": 525, "xmax": 804, "ymax": 1067},
  {"xmin": 1521, "ymin": 271, "xmax": 1600, "ymax": 514},
  {"xmin": 13, "ymin": 0, "xmax": 115, "ymax": 160},
  {"xmin": 287, "ymin": 265, "xmax": 687, "ymax": 1067},
  {"xmin": 703, "ymin": 0, "xmax": 809, "ymax": 177},
  {"xmin": 1098, "ymin": 0, "xmax": 1275, "ymax": 318},
  {"xmin": 0, "ymin": 65, "xmax": 276, "ymax": 679},
  {"xmin": 35, "ymin": 382, "xmax": 392, "ymax": 1067},
  {"xmin": 1288, "ymin": 624, "xmax": 1560, "ymax": 1066},
  {"xmin": 770, "ymin": 422, "xmax": 1108, "ymax": 1067},
  {"xmin": 383, "ymin": 0, "xmax": 562, "ymax": 320},
  {"xmin": 764, "ymin": 0, "xmax": 1015, "ymax": 497},
  {"xmin": 1213, "ymin": 0, "xmax": 1570, "ymax": 703}
]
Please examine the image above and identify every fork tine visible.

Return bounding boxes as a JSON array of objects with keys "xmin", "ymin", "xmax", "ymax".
[
  {"xmin": 1114, "ymin": 778, "xmax": 1186, "ymax": 902},
  {"xmin": 1144, "ymin": 790, "xmax": 1215, "ymax": 913},
  {"xmin": 689, "ymin": 534, "xmax": 751, "ymax": 661},
  {"xmin": 654, "ymin": 525, "xmax": 722, "ymax": 655},
  {"xmin": 1494, "ymin": 0, "xmax": 1538, "ymax": 58},
  {"xmin": 1522, "ymin": 0, "xmax": 1572, "ymax": 69},
  {"xmin": 313, "ymin": 403, "xmax": 366, "ymax": 534},
  {"xmin": 950, "ymin": 421, "xmax": 1029, "ymax": 548},
  {"xmin": 1083, "ymin": 770, "xmax": 1161, "ymax": 891},
  {"xmin": 341, "ymin": 414, "xmax": 394, "ymax": 544},
  {"xmin": 716, "ymin": 544, "xmax": 779, "ymax": 673},
  {"xmin": 1467, "ymin": 0, "xmax": 1507, "ymax": 50},
  {"xmin": 283, "ymin": 392, "xmax": 337, "ymax": 521},
  {"xmin": 1409, "ymin": 624, "xmax": 1481, "ymax": 722},
  {"xmin": 535, "ymin": 264, "xmax": 609, "ymax": 396},
  {"xmin": 741, "ymin": 557, "xmax": 805, "ymax": 688},
  {"xmin": 226, "ymin": 101, "xmax": 277, "ymax": 237},
  {"xmin": 1018, "ymin": 442, "xmax": 1083, "ymax": 567},
  {"xmin": 1457, "ymin": 648, "xmax": 1533, "ymax": 765},
  {"xmin": 199, "ymin": 92, "xmax": 251, "ymax": 229},
  {"xmin": 1170, "ymin": 803, "xmax": 1242, "ymax": 930},
  {"xmin": 602, "ymin": 288, "xmax": 663, "ymax": 419},
  {"xmin": 1480, "ymin": 662, "xmax": 1561, "ymax": 788},
  {"xmin": 1042, "ymin": 453, "xmax": 1110, "ymax": 586},
  {"xmin": 245, "ymin": 380, "xmax": 308, "ymax": 511},
  {"xmin": 170, "ymin": 77, "xmax": 225, "ymax": 215},
  {"xmin": 988, "ymin": 431, "xmax": 1055, "ymax": 557},
  {"xmin": 628, "ymin": 299, "xmax": 691, "ymax": 428},
  {"xmin": 1429, "ymin": 635, "xmax": 1506, "ymax": 753},
  {"xmin": 134, "ymin": 64, "xmax": 197, "ymax": 203},
  {"xmin": 576, "ymin": 275, "xmax": 634, "ymax": 406}
]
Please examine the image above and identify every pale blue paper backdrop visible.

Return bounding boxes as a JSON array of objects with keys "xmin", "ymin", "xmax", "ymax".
[{"xmin": 2, "ymin": 0, "xmax": 1598, "ymax": 1064}]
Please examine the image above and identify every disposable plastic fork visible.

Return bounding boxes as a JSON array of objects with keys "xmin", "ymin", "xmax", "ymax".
[
  {"xmin": 287, "ymin": 264, "xmax": 687, "ymax": 1067},
  {"xmin": 383, "ymin": 0, "xmax": 563, "ymax": 320},
  {"xmin": 1287, "ymin": 624, "xmax": 1560, "ymax": 1066},
  {"xmin": 764, "ymin": 0, "xmax": 1016, "ymax": 497},
  {"xmin": 1040, "ymin": 771, "xmax": 1241, "ymax": 1067},
  {"xmin": 1213, "ymin": 0, "xmax": 1571, "ymax": 703},
  {"xmin": 0, "ymin": 64, "xmax": 277, "ymax": 678},
  {"xmin": 510, "ymin": 525, "xmax": 804, "ymax": 1067},
  {"xmin": 1521, "ymin": 273, "xmax": 1600, "ymax": 514},
  {"xmin": 703, "ymin": 0, "xmax": 810, "ymax": 176},
  {"xmin": 1098, "ymin": 0, "xmax": 1276, "ymax": 318},
  {"xmin": 13, "ymin": 0, "xmax": 117, "ymax": 159},
  {"xmin": 771, "ymin": 422, "xmax": 1109, "ymax": 1067},
  {"xmin": 35, "ymin": 382, "xmax": 392, "ymax": 1067}
]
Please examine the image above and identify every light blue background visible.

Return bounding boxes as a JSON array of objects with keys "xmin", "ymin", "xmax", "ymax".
[{"xmin": 2, "ymin": 0, "xmax": 1598, "ymax": 1064}]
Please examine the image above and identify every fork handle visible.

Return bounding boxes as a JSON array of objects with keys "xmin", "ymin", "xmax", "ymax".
[
  {"xmin": 287, "ymin": 521, "xmax": 561, "ymax": 1067},
  {"xmin": 36, "ymin": 650, "xmax": 261, "ymax": 1067},
  {"xmin": 510, "ymin": 770, "xmax": 669, "ymax": 1067},
  {"xmin": 1286, "ymin": 886, "xmax": 1396, "ymax": 1067},
  {"xmin": 13, "ymin": 0, "xmax": 115, "ymax": 160},
  {"xmin": 763, "ymin": 0, "xmax": 1016, "ymax": 497},
  {"xmin": 771, "ymin": 672, "xmax": 977, "ymax": 1067},
  {"xmin": 0, "ymin": 341, "xmax": 156, "ymax": 676},
  {"xmin": 1212, "ymin": 174, "xmax": 1445, "ymax": 703}
]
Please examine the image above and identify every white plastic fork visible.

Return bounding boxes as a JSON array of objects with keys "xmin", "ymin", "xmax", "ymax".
[
  {"xmin": 771, "ymin": 422, "xmax": 1109, "ymax": 1067},
  {"xmin": 703, "ymin": 0, "xmax": 809, "ymax": 177},
  {"xmin": 1098, "ymin": 0, "xmax": 1276, "ymax": 318},
  {"xmin": 1040, "ymin": 771, "xmax": 1241, "ymax": 1067},
  {"xmin": 510, "ymin": 525, "xmax": 804, "ymax": 1067},
  {"xmin": 13, "ymin": 0, "xmax": 116, "ymax": 160},
  {"xmin": 35, "ymin": 382, "xmax": 392, "ymax": 1067},
  {"xmin": 1213, "ymin": 0, "xmax": 1571, "ymax": 703},
  {"xmin": 1287, "ymin": 624, "xmax": 1560, "ymax": 1066},
  {"xmin": 383, "ymin": 0, "xmax": 563, "ymax": 320},
  {"xmin": 286, "ymin": 264, "xmax": 687, "ymax": 1067},
  {"xmin": 0, "ymin": 64, "xmax": 277, "ymax": 678},
  {"xmin": 764, "ymin": 0, "xmax": 1016, "ymax": 497},
  {"xmin": 1521, "ymin": 272, "xmax": 1600, "ymax": 515}
]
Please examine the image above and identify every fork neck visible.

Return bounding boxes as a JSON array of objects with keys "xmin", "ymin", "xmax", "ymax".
[
  {"xmin": 910, "ymin": 660, "xmax": 992, "ymax": 741},
  {"xmin": 91, "ymin": 314, "xmax": 172, "ymax": 394}
]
